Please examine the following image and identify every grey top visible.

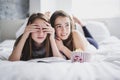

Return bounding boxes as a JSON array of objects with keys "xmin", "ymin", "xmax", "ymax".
[{"xmin": 32, "ymin": 44, "xmax": 46, "ymax": 58}]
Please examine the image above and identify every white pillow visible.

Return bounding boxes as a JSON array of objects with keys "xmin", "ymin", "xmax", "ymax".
[
  {"xmin": 16, "ymin": 18, "xmax": 28, "ymax": 38},
  {"xmin": 0, "ymin": 40, "xmax": 15, "ymax": 60},
  {"xmin": 80, "ymin": 21, "xmax": 111, "ymax": 43}
]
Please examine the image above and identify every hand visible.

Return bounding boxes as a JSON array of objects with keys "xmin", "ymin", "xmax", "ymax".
[
  {"xmin": 23, "ymin": 24, "xmax": 40, "ymax": 38},
  {"xmin": 72, "ymin": 15, "xmax": 84, "ymax": 27},
  {"xmin": 42, "ymin": 22, "xmax": 55, "ymax": 38},
  {"xmin": 55, "ymin": 37, "xmax": 64, "ymax": 51},
  {"xmin": 44, "ymin": 11, "xmax": 51, "ymax": 19}
]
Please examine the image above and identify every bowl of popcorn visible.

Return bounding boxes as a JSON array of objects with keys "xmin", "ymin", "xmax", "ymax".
[{"xmin": 71, "ymin": 49, "xmax": 92, "ymax": 63}]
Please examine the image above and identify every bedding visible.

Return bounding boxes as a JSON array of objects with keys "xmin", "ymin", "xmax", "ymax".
[
  {"xmin": 0, "ymin": 21, "xmax": 120, "ymax": 80},
  {"xmin": 0, "ymin": 36, "xmax": 120, "ymax": 80},
  {"xmin": 0, "ymin": 40, "xmax": 15, "ymax": 60},
  {"xmin": 72, "ymin": 21, "xmax": 111, "ymax": 43},
  {"xmin": 85, "ymin": 21, "xmax": 111, "ymax": 43},
  {"xmin": 16, "ymin": 18, "xmax": 28, "ymax": 38}
]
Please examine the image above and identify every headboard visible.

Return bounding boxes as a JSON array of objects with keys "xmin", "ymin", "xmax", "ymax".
[{"xmin": 0, "ymin": 20, "xmax": 25, "ymax": 42}]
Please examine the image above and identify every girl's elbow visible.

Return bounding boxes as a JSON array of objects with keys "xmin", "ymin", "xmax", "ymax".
[{"xmin": 8, "ymin": 57, "xmax": 20, "ymax": 61}]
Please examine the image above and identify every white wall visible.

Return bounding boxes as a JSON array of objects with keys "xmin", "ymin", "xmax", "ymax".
[
  {"xmin": 72, "ymin": 0, "xmax": 120, "ymax": 19},
  {"xmin": 40, "ymin": 0, "xmax": 56, "ymax": 13},
  {"xmin": 29, "ymin": 0, "xmax": 120, "ymax": 18},
  {"xmin": 40, "ymin": 0, "xmax": 72, "ymax": 14},
  {"xmin": 104, "ymin": 17, "xmax": 120, "ymax": 38},
  {"xmin": 29, "ymin": 0, "xmax": 120, "ymax": 39},
  {"xmin": 29, "ymin": 0, "xmax": 41, "ymax": 15},
  {"xmin": 55, "ymin": 0, "xmax": 72, "ymax": 13},
  {"xmin": 0, "ymin": 27, "xmax": 1, "ymax": 41}
]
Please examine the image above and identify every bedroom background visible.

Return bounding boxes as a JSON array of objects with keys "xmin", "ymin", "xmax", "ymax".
[
  {"xmin": 0, "ymin": 1, "xmax": 120, "ymax": 79},
  {"xmin": 0, "ymin": 0, "xmax": 120, "ymax": 42}
]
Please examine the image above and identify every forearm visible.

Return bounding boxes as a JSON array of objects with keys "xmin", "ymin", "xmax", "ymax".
[
  {"xmin": 9, "ymin": 35, "xmax": 27, "ymax": 61},
  {"xmin": 60, "ymin": 46, "xmax": 72, "ymax": 59},
  {"xmin": 49, "ymin": 37, "xmax": 64, "ymax": 58}
]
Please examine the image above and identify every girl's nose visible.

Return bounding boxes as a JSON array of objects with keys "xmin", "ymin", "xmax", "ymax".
[
  {"xmin": 62, "ymin": 26, "xmax": 66, "ymax": 32},
  {"xmin": 38, "ymin": 29, "xmax": 44, "ymax": 35}
]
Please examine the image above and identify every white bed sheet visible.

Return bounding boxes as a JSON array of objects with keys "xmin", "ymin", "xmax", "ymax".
[
  {"xmin": 0, "ymin": 36, "xmax": 120, "ymax": 80},
  {"xmin": 0, "ymin": 59, "xmax": 120, "ymax": 80}
]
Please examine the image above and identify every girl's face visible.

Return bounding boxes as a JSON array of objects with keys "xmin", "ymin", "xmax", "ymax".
[
  {"xmin": 54, "ymin": 16, "xmax": 71, "ymax": 40},
  {"xmin": 31, "ymin": 19, "xmax": 47, "ymax": 45}
]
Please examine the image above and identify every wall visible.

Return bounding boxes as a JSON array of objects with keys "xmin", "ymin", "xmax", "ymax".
[
  {"xmin": 104, "ymin": 17, "xmax": 120, "ymax": 38},
  {"xmin": 36, "ymin": 0, "xmax": 72, "ymax": 14},
  {"xmin": 0, "ymin": 0, "xmax": 29, "ymax": 20},
  {"xmin": 55, "ymin": 0, "xmax": 72, "ymax": 13},
  {"xmin": 0, "ymin": 0, "xmax": 29, "ymax": 42},
  {"xmin": 71, "ymin": 0, "xmax": 120, "ymax": 19},
  {"xmin": 29, "ymin": 0, "xmax": 40, "ymax": 15},
  {"xmin": 0, "ymin": 20, "xmax": 25, "ymax": 42},
  {"xmin": 0, "ymin": 26, "xmax": 1, "ymax": 41}
]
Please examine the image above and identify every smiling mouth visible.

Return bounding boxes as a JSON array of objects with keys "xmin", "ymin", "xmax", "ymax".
[{"xmin": 61, "ymin": 33, "xmax": 67, "ymax": 36}]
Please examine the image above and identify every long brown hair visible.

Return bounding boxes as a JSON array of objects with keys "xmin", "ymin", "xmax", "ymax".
[
  {"xmin": 50, "ymin": 10, "xmax": 75, "ymax": 51},
  {"xmin": 14, "ymin": 13, "xmax": 52, "ymax": 61}
]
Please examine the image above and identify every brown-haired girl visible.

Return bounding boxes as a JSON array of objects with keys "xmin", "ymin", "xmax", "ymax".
[
  {"xmin": 9, "ymin": 13, "xmax": 63, "ymax": 61},
  {"xmin": 50, "ymin": 10, "xmax": 96, "ymax": 60}
]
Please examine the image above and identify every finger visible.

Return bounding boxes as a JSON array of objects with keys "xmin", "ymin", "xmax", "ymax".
[
  {"xmin": 44, "ymin": 22, "xmax": 51, "ymax": 27},
  {"xmin": 43, "ymin": 27, "xmax": 54, "ymax": 31},
  {"xmin": 27, "ymin": 25, "xmax": 35, "ymax": 29},
  {"xmin": 44, "ymin": 31, "xmax": 52, "ymax": 34},
  {"xmin": 56, "ymin": 37, "xmax": 60, "ymax": 40},
  {"xmin": 31, "ymin": 24, "xmax": 41, "ymax": 28},
  {"xmin": 43, "ymin": 30, "xmax": 53, "ymax": 34},
  {"xmin": 28, "ymin": 28, "xmax": 39, "ymax": 33},
  {"xmin": 43, "ymin": 28, "xmax": 53, "ymax": 32},
  {"xmin": 42, "ymin": 26, "xmax": 49, "ymax": 29},
  {"xmin": 31, "ymin": 24, "xmax": 38, "ymax": 26},
  {"xmin": 55, "ymin": 36, "xmax": 61, "ymax": 40}
]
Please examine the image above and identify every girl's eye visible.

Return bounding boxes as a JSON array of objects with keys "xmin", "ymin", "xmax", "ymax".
[
  {"xmin": 65, "ymin": 24, "xmax": 69, "ymax": 27},
  {"xmin": 56, "ymin": 25, "xmax": 62, "ymax": 28},
  {"xmin": 65, "ymin": 23, "xmax": 70, "ymax": 27}
]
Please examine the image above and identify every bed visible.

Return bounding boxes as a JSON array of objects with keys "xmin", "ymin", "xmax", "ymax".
[{"xmin": 0, "ymin": 21, "xmax": 120, "ymax": 80}]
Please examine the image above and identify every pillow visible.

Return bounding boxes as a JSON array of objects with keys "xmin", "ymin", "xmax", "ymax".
[
  {"xmin": 85, "ymin": 21, "xmax": 110, "ymax": 43},
  {"xmin": 16, "ymin": 18, "xmax": 28, "ymax": 38},
  {"xmin": 0, "ymin": 40, "xmax": 15, "ymax": 60},
  {"xmin": 76, "ymin": 21, "xmax": 110, "ymax": 43}
]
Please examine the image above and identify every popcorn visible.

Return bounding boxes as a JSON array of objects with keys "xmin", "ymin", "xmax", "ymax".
[
  {"xmin": 75, "ymin": 48, "xmax": 82, "ymax": 52},
  {"xmin": 71, "ymin": 49, "xmax": 92, "ymax": 63}
]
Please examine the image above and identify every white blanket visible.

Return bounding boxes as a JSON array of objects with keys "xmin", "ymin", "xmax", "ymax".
[
  {"xmin": 0, "ymin": 57, "xmax": 120, "ymax": 80},
  {"xmin": 0, "ymin": 36, "xmax": 120, "ymax": 80}
]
